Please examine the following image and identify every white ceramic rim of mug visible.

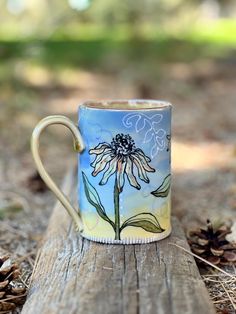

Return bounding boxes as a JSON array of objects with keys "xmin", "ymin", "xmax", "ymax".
[
  {"xmin": 81, "ymin": 226, "xmax": 172, "ymax": 244},
  {"xmin": 79, "ymin": 99, "xmax": 172, "ymax": 110}
]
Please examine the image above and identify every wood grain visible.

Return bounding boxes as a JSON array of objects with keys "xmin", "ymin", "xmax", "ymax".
[{"xmin": 22, "ymin": 169, "xmax": 216, "ymax": 314}]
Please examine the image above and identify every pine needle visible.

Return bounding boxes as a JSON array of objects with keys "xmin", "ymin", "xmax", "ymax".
[{"xmin": 169, "ymin": 242, "xmax": 236, "ymax": 279}]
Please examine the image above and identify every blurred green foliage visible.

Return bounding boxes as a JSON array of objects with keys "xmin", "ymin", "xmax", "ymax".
[
  {"xmin": 0, "ymin": 0, "xmax": 235, "ymax": 90},
  {"xmin": 0, "ymin": 20, "xmax": 236, "ymax": 72}
]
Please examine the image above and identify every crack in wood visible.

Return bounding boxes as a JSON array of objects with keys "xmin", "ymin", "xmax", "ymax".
[
  {"xmin": 133, "ymin": 245, "xmax": 140, "ymax": 314},
  {"xmin": 164, "ymin": 261, "xmax": 173, "ymax": 314}
]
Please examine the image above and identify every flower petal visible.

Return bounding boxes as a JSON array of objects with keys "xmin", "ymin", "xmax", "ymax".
[
  {"xmin": 131, "ymin": 155, "xmax": 150, "ymax": 183},
  {"xmin": 134, "ymin": 148, "xmax": 151, "ymax": 162},
  {"xmin": 133, "ymin": 152, "xmax": 155, "ymax": 172},
  {"xmin": 89, "ymin": 143, "xmax": 111, "ymax": 155},
  {"xmin": 125, "ymin": 157, "xmax": 141, "ymax": 190},
  {"xmin": 117, "ymin": 158, "xmax": 126, "ymax": 192},
  {"xmin": 99, "ymin": 157, "xmax": 118, "ymax": 185},
  {"xmin": 90, "ymin": 148, "xmax": 113, "ymax": 168},
  {"xmin": 92, "ymin": 153, "xmax": 113, "ymax": 176}
]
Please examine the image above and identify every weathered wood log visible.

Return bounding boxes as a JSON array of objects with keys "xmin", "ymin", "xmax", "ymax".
[{"xmin": 22, "ymin": 169, "xmax": 216, "ymax": 314}]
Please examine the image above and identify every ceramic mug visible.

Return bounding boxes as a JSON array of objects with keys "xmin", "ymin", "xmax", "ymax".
[{"xmin": 31, "ymin": 99, "xmax": 172, "ymax": 244}]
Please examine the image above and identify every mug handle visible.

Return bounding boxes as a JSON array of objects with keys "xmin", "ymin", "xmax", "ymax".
[{"xmin": 31, "ymin": 115, "xmax": 85, "ymax": 231}]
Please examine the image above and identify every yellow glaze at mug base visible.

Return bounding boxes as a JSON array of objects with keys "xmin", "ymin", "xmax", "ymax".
[{"xmin": 80, "ymin": 199, "xmax": 171, "ymax": 244}]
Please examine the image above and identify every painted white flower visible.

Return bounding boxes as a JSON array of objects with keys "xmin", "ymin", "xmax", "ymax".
[{"xmin": 89, "ymin": 133, "xmax": 155, "ymax": 192}]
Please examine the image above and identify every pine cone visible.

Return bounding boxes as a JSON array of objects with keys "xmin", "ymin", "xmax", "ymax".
[
  {"xmin": 188, "ymin": 219, "xmax": 236, "ymax": 266},
  {"xmin": 0, "ymin": 255, "xmax": 27, "ymax": 312}
]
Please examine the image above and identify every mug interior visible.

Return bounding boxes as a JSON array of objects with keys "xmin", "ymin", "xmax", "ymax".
[{"xmin": 81, "ymin": 99, "xmax": 171, "ymax": 110}]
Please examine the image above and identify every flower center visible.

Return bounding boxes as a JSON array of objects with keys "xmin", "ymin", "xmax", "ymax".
[{"xmin": 111, "ymin": 133, "xmax": 136, "ymax": 156}]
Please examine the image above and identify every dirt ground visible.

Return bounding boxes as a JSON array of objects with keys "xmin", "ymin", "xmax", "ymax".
[{"xmin": 0, "ymin": 60, "xmax": 236, "ymax": 313}]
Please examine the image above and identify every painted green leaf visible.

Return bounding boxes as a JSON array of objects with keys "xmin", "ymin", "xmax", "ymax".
[
  {"xmin": 120, "ymin": 212, "xmax": 164, "ymax": 233},
  {"xmin": 125, "ymin": 220, "xmax": 164, "ymax": 233},
  {"xmin": 82, "ymin": 172, "xmax": 114, "ymax": 229},
  {"xmin": 151, "ymin": 174, "xmax": 171, "ymax": 198}
]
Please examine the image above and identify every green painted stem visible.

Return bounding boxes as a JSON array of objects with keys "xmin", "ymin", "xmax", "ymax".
[{"xmin": 114, "ymin": 178, "xmax": 120, "ymax": 240}]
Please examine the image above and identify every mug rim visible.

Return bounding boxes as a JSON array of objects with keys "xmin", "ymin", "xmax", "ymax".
[{"xmin": 79, "ymin": 99, "xmax": 172, "ymax": 111}]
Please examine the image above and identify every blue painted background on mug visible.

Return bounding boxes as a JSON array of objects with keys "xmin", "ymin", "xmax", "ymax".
[{"xmin": 78, "ymin": 105, "xmax": 171, "ymax": 223}]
